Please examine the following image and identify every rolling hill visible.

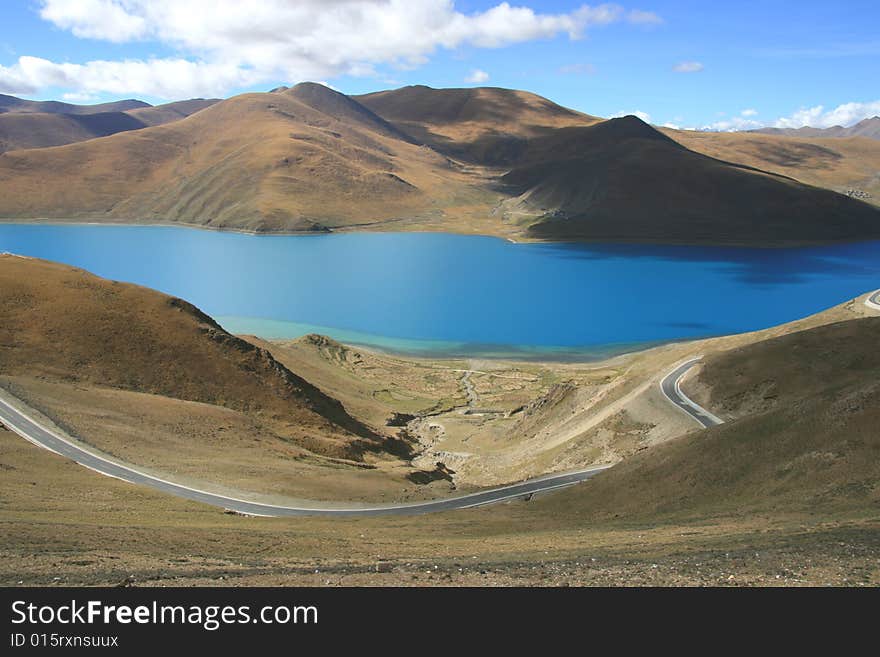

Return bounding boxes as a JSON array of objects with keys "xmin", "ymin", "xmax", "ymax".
[
  {"xmin": 0, "ymin": 83, "xmax": 878, "ymax": 244},
  {"xmin": 0, "ymin": 254, "xmax": 399, "ymax": 460}
]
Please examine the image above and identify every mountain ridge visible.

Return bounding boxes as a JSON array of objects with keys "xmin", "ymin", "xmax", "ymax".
[
  {"xmin": 0, "ymin": 93, "xmax": 149, "ymax": 115},
  {"xmin": 0, "ymin": 84, "xmax": 877, "ymax": 245},
  {"xmin": 750, "ymin": 116, "xmax": 880, "ymax": 140}
]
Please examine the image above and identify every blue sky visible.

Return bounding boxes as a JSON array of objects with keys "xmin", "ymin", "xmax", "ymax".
[{"xmin": 1, "ymin": 0, "xmax": 878, "ymax": 130}]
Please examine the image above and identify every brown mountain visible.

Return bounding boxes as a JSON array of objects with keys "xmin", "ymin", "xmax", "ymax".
[
  {"xmin": 356, "ymin": 84, "xmax": 599, "ymax": 164},
  {"xmin": 0, "ymin": 83, "xmax": 482, "ymax": 231},
  {"xmin": 503, "ymin": 115, "xmax": 880, "ymax": 243},
  {"xmin": 0, "ymin": 83, "xmax": 878, "ymax": 244},
  {"xmin": 125, "ymin": 98, "xmax": 220, "ymax": 127},
  {"xmin": 0, "ymin": 254, "xmax": 399, "ymax": 460},
  {"xmin": 0, "ymin": 96, "xmax": 218, "ymax": 152}
]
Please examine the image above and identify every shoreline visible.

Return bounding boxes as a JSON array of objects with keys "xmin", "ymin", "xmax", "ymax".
[
  {"xmin": 259, "ymin": 329, "xmax": 695, "ymax": 364},
  {"xmin": 2, "ymin": 217, "xmax": 880, "ymax": 249}
]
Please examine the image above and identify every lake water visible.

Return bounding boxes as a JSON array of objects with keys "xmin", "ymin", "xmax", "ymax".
[{"xmin": 2, "ymin": 224, "xmax": 879, "ymax": 359}]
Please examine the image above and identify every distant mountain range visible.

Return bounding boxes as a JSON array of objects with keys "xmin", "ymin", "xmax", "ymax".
[
  {"xmin": 0, "ymin": 93, "xmax": 219, "ymax": 152},
  {"xmin": 0, "ymin": 93, "xmax": 150, "ymax": 114},
  {"xmin": 750, "ymin": 116, "xmax": 880, "ymax": 140},
  {"xmin": 0, "ymin": 84, "xmax": 877, "ymax": 245}
]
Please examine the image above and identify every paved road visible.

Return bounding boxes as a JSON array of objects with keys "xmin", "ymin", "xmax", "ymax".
[
  {"xmin": 866, "ymin": 289, "xmax": 880, "ymax": 311},
  {"xmin": 659, "ymin": 357, "xmax": 724, "ymax": 428},
  {"xmin": 0, "ymin": 395, "xmax": 608, "ymax": 517}
]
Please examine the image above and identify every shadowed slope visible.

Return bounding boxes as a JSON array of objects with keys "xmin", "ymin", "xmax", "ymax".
[
  {"xmin": 356, "ymin": 85, "xmax": 600, "ymax": 165},
  {"xmin": 0, "ymin": 111, "xmax": 147, "ymax": 152},
  {"xmin": 506, "ymin": 116, "xmax": 880, "ymax": 244}
]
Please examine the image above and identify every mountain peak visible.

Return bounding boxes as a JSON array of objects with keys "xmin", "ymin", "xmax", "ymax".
[
  {"xmin": 288, "ymin": 80, "xmax": 338, "ymax": 94},
  {"xmin": 590, "ymin": 114, "xmax": 678, "ymax": 144},
  {"xmin": 285, "ymin": 81, "xmax": 415, "ymax": 142}
]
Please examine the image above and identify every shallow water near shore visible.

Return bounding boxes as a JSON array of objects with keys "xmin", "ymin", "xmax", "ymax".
[{"xmin": 2, "ymin": 223, "xmax": 879, "ymax": 359}]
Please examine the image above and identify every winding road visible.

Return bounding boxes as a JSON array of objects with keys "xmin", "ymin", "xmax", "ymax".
[
  {"xmin": 0, "ymin": 355, "xmax": 730, "ymax": 515},
  {"xmin": 659, "ymin": 357, "xmax": 724, "ymax": 428},
  {"xmin": 0, "ymin": 394, "xmax": 608, "ymax": 517},
  {"xmin": 865, "ymin": 289, "xmax": 880, "ymax": 311}
]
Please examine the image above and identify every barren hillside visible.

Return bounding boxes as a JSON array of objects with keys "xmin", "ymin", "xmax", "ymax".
[{"xmin": 0, "ymin": 254, "xmax": 398, "ymax": 460}]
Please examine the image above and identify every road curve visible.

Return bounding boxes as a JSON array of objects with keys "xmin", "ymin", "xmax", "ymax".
[
  {"xmin": 0, "ymin": 394, "xmax": 608, "ymax": 517},
  {"xmin": 865, "ymin": 289, "xmax": 880, "ymax": 311},
  {"xmin": 659, "ymin": 357, "xmax": 724, "ymax": 429}
]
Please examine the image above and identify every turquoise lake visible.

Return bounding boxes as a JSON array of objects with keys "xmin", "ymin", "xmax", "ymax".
[{"xmin": 2, "ymin": 224, "xmax": 879, "ymax": 359}]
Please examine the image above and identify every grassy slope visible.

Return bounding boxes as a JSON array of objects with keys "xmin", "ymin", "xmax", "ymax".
[
  {"xmin": 0, "ymin": 255, "xmax": 398, "ymax": 460},
  {"xmin": 2, "ymin": 425, "xmax": 876, "ymax": 586},
  {"xmin": 667, "ymin": 129, "xmax": 880, "ymax": 206},
  {"xmin": 533, "ymin": 317, "xmax": 880, "ymax": 522},
  {"xmin": 695, "ymin": 316, "xmax": 880, "ymax": 418},
  {"xmin": 0, "ymin": 84, "xmax": 485, "ymax": 232}
]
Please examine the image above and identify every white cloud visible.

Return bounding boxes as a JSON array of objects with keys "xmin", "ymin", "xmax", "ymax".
[
  {"xmin": 616, "ymin": 100, "xmax": 880, "ymax": 135},
  {"xmin": 700, "ymin": 116, "xmax": 762, "ymax": 132},
  {"xmin": 0, "ymin": 55, "xmax": 256, "ymax": 99},
  {"xmin": 611, "ymin": 109, "xmax": 651, "ymax": 123},
  {"xmin": 61, "ymin": 91, "xmax": 98, "ymax": 102},
  {"xmin": 772, "ymin": 100, "xmax": 880, "ymax": 129},
  {"xmin": 673, "ymin": 61, "xmax": 703, "ymax": 73},
  {"xmin": 699, "ymin": 99, "xmax": 880, "ymax": 132},
  {"xmin": 465, "ymin": 69, "xmax": 490, "ymax": 84},
  {"xmin": 2, "ymin": 1, "xmax": 661, "ymax": 99},
  {"xmin": 40, "ymin": 0, "xmax": 147, "ymax": 43}
]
